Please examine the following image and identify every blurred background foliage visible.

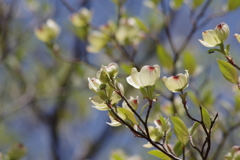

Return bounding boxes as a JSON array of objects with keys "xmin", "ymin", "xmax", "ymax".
[{"xmin": 1, "ymin": 0, "xmax": 240, "ymax": 160}]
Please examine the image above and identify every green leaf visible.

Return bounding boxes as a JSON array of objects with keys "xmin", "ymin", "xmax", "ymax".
[
  {"xmin": 148, "ymin": 150, "xmax": 171, "ymax": 160},
  {"xmin": 156, "ymin": 45, "xmax": 173, "ymax": 70},
  {"xmin": 133, "ymin": 17, "xmax": 148, "ymax": 32},
  {"xmin": 201, "ymin": 107, "xmax": 211, "ymax": 129},
  {"xmin": 173, "ymin": 141, "xmax": 183, "ymax": 157},
  {"xmin": 217, "ymin": 59, "xmax": 238, "ymax": 84},
  {"xmin": 148, "ymin": 85, "xmax": 155, "ymax": 100},
  {"xmin": 140, "ymin": 87, "xmax": 148, "ymax": 98},
  {"xmin": 187, "ymin": 90, "xmax": 199, "ymax": 106},
  {"xmin": 111, "ymin": 0, "xmax": 123, "ymax": 5},
  {"xmin": 225, "ymin": 44, "xmax": 230, "ymax": 55},
  {"xmin": 202, "ymin": 90, "xmax": 214, "ymax": 108},
  {"xmin": 120, "ymin": 63, "xmax": 133, "ymax": 74},
  {"xmin": 183, "ymin": 52, "xmax": 196, "ymax": 75},
  {"xmin": 207, "ymin": 48, "xmax": 222, "ymax": 54},
  {"xmin": 192, "ymin": 0, "xmax": 204, "ymax": 9},
  {"xmin": 159, "ymin": 116, "xmax": 167, "ymax": 132},
  {"xmin": 117, "ymin": 107, "xmax": 137, "ymax": 125},
  {"xmin": 228, "ymin": 0, "xmax": 240, "ymax": 11},
  {"xmin": 235, "ymin": 97, "xmax": 240, "ymax": 112},
  {"xmin": 166, "ymin": 132, "xmax": 172, "ymax": 144},
  {"xmin": 170, "ymin": 116, "xmax": 189, "ymax": 145},
  {"xmin": 190, "ymin": 122, "xmax": 199, "ymax": 135},
  {"xmin": 110, "ymin": 150, "xmax": 126, "ymax": 160},
  {"xmin": 138, "ymin": 102, "xmax": 149, "ymax": 124},
  {"xmin": 171, "ymin": 0, "xmax": 184, "ymax": 9}
]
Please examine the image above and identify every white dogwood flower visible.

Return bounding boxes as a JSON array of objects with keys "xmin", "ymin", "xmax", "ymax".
[
  {"xmin": 69, "ymin": 8, "xmax": 92, "ymax": 27},
  {"xmin": 162, "ymin": 70, "xmax": 189, "ymax": 92},
  {"xmin": 34, "ymin": 19, "xmax": 61, "ymax": 43},
  {"xmin": 199, "ymin": 22, "xmax": 229, "ymax": 47},
  {"xmin": 126, "ymin": 65, "xmax": 160, "ymax": 89}
]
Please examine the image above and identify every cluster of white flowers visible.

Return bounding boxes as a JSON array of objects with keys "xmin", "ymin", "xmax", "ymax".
[
  {"xmin": 88, "ymin": 63, "xmax": 189, "ymax": 126},
  {"xmin": 126, "ymin": 65, "xmax": 189, "ymax": 92}
]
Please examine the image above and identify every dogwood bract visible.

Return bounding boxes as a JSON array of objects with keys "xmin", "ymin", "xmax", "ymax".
[
  {"xmin": 162, "ymin": 70, "xmax": 189, "ymax": 92},
  {"xmin": 34, "ymin": 19, "xmax": 61, "ymax": 43},
  {"xmin": 234, "ymin": 33, "xmax": 240, "ymax": 43},
  {"xmin": 126, "ymin": 65, "xmax": 160, "ymax": 89},
  {"xmin": 69, "ymin": 8, "xmax": 92, "ymax": 27}
]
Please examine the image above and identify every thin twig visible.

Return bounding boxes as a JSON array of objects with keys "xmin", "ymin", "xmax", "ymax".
[
  {"xmin": 225, "ymin": 55, "xmax": 240, "ymax": 71},
  {"xmin": 144, "ymin": 100, "xmax": 153, "ymax": 138},
  {"xmin": 59, "ymin": 0, "xmax": 76, "ymax": 12},
  {"xmin": 189, "ymin": 135, "xmax": 203, "ymax": 158}
]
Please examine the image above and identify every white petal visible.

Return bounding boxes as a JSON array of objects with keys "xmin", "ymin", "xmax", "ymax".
[
  {"xmin": 214, "ymin": 22, "xmax": 229, "ymax": 41},
  {"xmin": 234, "ymin": 33, "xmax": 240, "ymax": 43},
  {"xmin": 106, "ymin": 121, "xmax": 121, "ymax": 126},
  {"xmin": 117, "ymin": 82, "xmax": 124, "ymax": 95},
  {"xmin": 88, "ymin": 77, "xmax": 100, "ymax": 92},
  {"xmin": 202, "ymin": 30, "xmax": 220, "ymax": 46},
  {"xmin": 126, "ymin": 77, "xmax": 139, "ymax": 89},
  {"xmin": 122, "ymin": 100, "xmax": 128, "ymax": 109},
  {"xmin": 198, "ymin": 39, "xmax": 217, "ymax": 48},
  {"xmin": 107, "ymin": 115, "xmax": 121, "ymax": 126},
  {"xmin": 111, "ymin": 91, "xmax": 121, "ymax": 104},
  {"xmin": 139, "ymin": 65, "xmax": 160, "ymax": 86},
  {"xmin": 126, "ymin": 68, "xmax": 142, "ymax": 88},
  {"xmin": 143, "ymin": 143, "xmax": 153, "ymax": 148},
  {"xmin": 163, "ymin": 71, "xmax": 189, "ymax": 92},
  {"xmin": 90, "ymin": 96, "xmax": 108, "ymax": 111}
]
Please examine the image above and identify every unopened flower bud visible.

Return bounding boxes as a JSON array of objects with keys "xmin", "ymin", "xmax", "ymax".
[
  {"xmin": 234, "ymin": 33, "xmax": 240, "ymax": 43},
  {"xmin": 126, "ymin": 65, "xmax": 160, "ymax": 89},
  {"xmin": 148, "ymin": 126, "xmax": 162, "ymax": 142},
  {"xmin": 163, "ymin": 70, "xmax": 189, "ymax": 93},
  {"xmin": 86, "ymin": 31, "xmax": 110, "ymax": 53},
  {"xmin": 231, "ymin": 146, "xmax": 240, "ymax": 155},
  {"xmin": 116, "ymin": 82, "xmax": 124, "ymax": 94},
  {"xmin": 69, "ymin": 8, "xmax": 92, "ymax": 27},
  {"xmin": 97, "ymin": 70, "xmax": 110, "ymax": 84},
  {"xmin": 34, "ymin": 19, "xmax": 61, "ymax": 43},
  {"xmin": 115, "ymin": 17, "xmax": 145, "ymax": 45},
  {"xmin": 122, "ymin": 96, "xmax": 139, "ymax": 111},
  {"xmin": 154, "ymin": 118, "xmax": 171, "ymax": 133},
  {"xmin": 7, "ymin": 143, "xmax": 27, "ymax": 160},
  {"xmin": 88, "ymin": 77, "xmax": 102, "ymax": 93},
  {"xmin": 100, "ymin": 20, "xmax": 116, "ymax": 35},
  {"xmin": 215, "ymin": 22, "xmax": 230, "ymax": 41},
  {"xmin": 96, "ymin": 63, "xmax": 119, "ymax": 84},
  {"xmin": 102, "ymin": 63, "xmax": 119, "ymax": 79}
]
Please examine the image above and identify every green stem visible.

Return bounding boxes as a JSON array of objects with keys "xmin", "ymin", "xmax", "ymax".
[{"xmin": 219, "ymin": 42, "xmax": 226, "ymax": 55}]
